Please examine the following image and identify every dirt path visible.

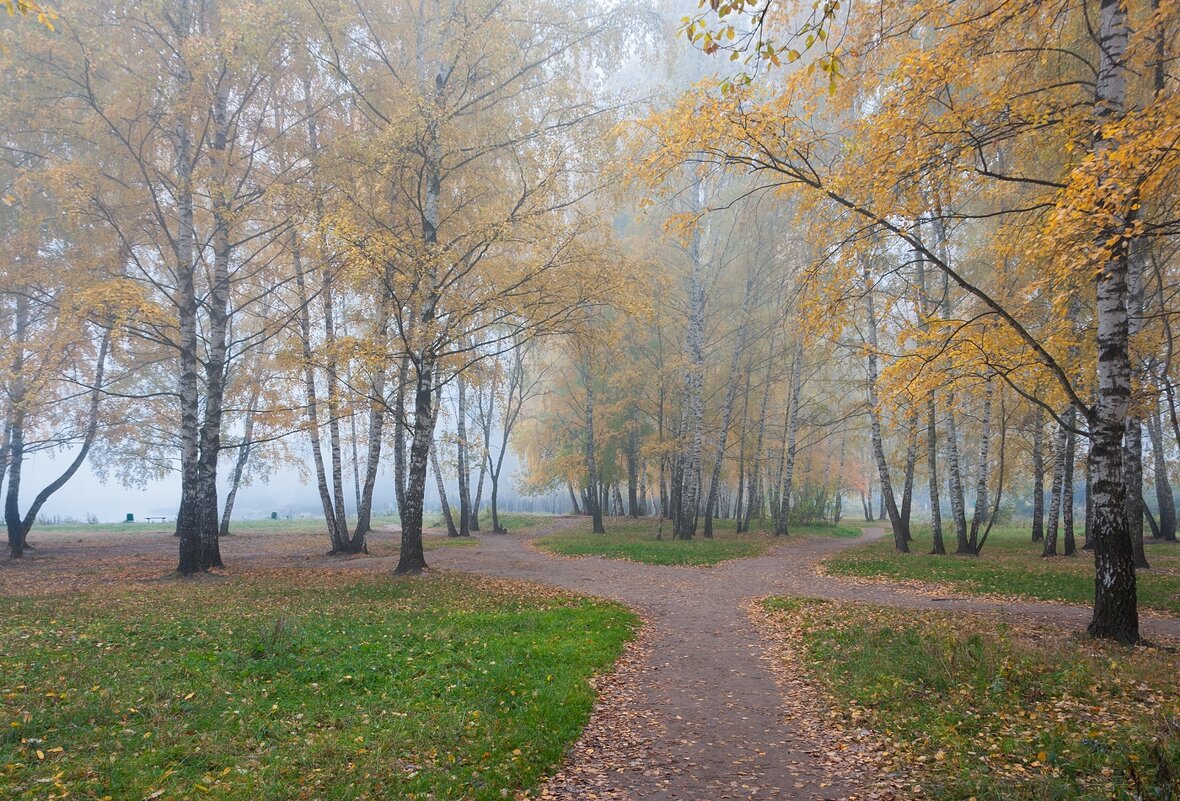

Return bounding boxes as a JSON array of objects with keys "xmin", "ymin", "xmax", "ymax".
[{"xmin": 425, "ymin": 519, "xmax": 873, "ymax": 801}]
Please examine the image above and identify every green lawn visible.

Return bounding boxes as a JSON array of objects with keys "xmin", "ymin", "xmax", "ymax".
[
  {"xmin": 761, "ymin": 596, "xmax": 1180, "ymax": 801},
  {"xmin": 825, "ymin": 524, "xmax": 1180, "ymax": 615},
  {"xmin": 534, "ymin": 516, "xmax": 861, "ymax": 566},
  {"xmin": 477, "ymin": 512, "xmax": 554, "ymax": 532},
  {"xmin": 0, "ymin": 573, "xmax": 635, "ymax": 801}
]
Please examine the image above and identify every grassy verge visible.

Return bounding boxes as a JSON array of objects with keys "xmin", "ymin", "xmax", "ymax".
[
  {"xmin": 824, "ymin": 524, "xmax": 1180, "ymax": 615},
  {"xmin": 761, "ymin": 596, "xmax": 1180, "ymax": 801},
  {"xmin": 0, "ymin": 573, "xmax": 635, "ymax": 801},
  {"xmin": 534, "ymin": 517, "xmax": 861, "ymax": 566}
]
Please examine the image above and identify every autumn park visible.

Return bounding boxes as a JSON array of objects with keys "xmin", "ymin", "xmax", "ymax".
[{"xmin": 2, "ymin": 0, "xmax": 1180, "ymax": 798}]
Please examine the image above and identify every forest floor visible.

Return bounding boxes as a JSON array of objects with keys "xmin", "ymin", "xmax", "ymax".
[{"xmin": 3, "ymin": 516, "xmax": 1179, "ymax": 800}]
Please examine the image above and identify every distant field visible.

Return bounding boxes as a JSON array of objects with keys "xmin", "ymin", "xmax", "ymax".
[
  {"xmin": 29, "ymin": 515, "xmax": 402, "ymax": 538},
  {"xmin": 534, "ymin": 516, "xmax": 861, "ymax": 566},
  {"xmin": 0, "ymin": 572, "xmax": 636, "ymax": 801},
  {"xmin": 825, "ymin": 524, "xmax": 1180, "ymax": 614}
]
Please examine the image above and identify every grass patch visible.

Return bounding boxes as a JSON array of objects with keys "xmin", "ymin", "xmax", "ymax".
[
  {"xmin": 422, "ymin": 535, "xmax": 481, "ymax": 550},
  {"xmin": 762, "ymin": 596, "xmax": 1180, "ymax": 801},
  {"xmin": 0, "ymin": 573, "xmax": 635, "ymax": 801},
  {"xmin": 825, "ymin": 524, "xmax": 1180, "ymax": 615},
  {"xmin": 478, "ymin": 513, "xmax": 553, "ymax": 532},
  {"xmin": 534, "ymin": 516, "xmax": 860, "ymax": 566}
]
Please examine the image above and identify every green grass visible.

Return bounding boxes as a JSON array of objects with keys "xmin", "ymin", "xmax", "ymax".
[
  {"xmin": 0, "ymin": 573, "xmax": 636, "ymax": 801},
  {"xmin": 422, "ymin": 535, "xmax": 481, "ymax": 550},
  {"xmin": 477, "ymin": 512, "xmax": 554, "ymax": 532},
  {"xmin": 825, "ymin": 524, "xmax": 1180, "ymax": 615},
  {"xmin": 533, "ymin": 516, "xmax": 861, "ymax": 566},
  {"xmin": 761, "ymin": 596, "xmax": 1180, "ymax": 801}
]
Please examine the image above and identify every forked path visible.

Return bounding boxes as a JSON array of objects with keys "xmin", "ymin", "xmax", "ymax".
[{"xmin": 427, "ymin": 520, "xmax": 1180, "ymax": 801}]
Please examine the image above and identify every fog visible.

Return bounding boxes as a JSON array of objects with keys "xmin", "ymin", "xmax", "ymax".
[{"xmin": 22, "ymin": 443, "xmax": 563, "ymax": 525}]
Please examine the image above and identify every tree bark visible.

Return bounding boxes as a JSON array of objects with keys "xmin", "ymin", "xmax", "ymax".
[
  {"xmin": 293, "ymin": 233, "xmax": 343, "ymax": 554},
  {"xmin": 1044, "ymin": 420, "xmax": 1068, "ymax": 557},
  {"xmin": 676, "ymin": 178, "xmax": 706, "ymax": 540},
  {"xmin": 219, "ymin": 385, "xmax": 259, "ymax": 538},
  {"xmin": 863, "ymin": 266, "xmax": 908, "ymax": 551},
  {"xmin": 927, "ymin": 400, "xmax": 945, "ymax": 554},
  {"xmin": 4, "ymin": 294, "xmax": 28, "ymax": 558},
  {"xmin": 431, "ymin": 439, "xmax": 459, "ymax": 538},
  {"xmin": 173, "ymin": 1, "xmax": 204, "ymax": 575},
  {"xmin": 967, "ymin": 380, "xmax": 994, "ymax": 553},
  {"xmin": 1146, "ymin": 405, "xmax": 1176, "ymax": 540},
  {"xmin": 945, "ymin": 397, "xmax": 969, "ymax": 554},
  {"xmin": 1124, "ymin": 418, "xmax": 1149, "ymax": 568},
  {"xmin": 1031, "ymin": 408, "xmax": 1045, "ymax": 542},
  {"xmin": 775, "ymin": 340, "xmax": 804, "ymax": 537},
  {"xmin": 704, "ymin": 267, "xmax": 753, "ymax": 538},
  {"xmin": 1063, "ymin": 415, "xmax": 1077, "ymax": 556},
  {"xmin": 455, "ymin": 369, "xmax": 471, "ymax": 536},
  {"xmin": 1086, "ymin": 0, "xmax": 1139, "ymax": 644},
  {"xmin": 581, "ymin": 353, "xmax": 604, "ymax": 534}
]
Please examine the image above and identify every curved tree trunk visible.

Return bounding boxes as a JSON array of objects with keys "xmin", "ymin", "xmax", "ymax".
[
  {"xmin": 967, "ymin": 380, "xmax": 994, "ymax": 553},
  {"xmin": 863, "ymin": 267, "xmax": 907, "ymax": 551}
]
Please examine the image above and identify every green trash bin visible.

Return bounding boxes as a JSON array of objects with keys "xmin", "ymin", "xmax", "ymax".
[{"xmin": 126, "ymin": 513, "xmax": 135, "ymax": 523}]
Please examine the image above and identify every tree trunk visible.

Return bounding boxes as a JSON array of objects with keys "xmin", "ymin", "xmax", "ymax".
[
  {"xmin": 394, "ymin": 347, "xmax": 436, "ymax": 575},
  {"xmin": 704, "ymin": 264, "xmax": 754, "ymax": 537},
  {"xmin": 626, "ymin": 410, "xmax": 641, "ymax": 518},
  {"xmin": 775, "ymin": 340, "xmax": 804, "ymax": 537},
  {"xmin": 431, "ymin": 439, "xmax": 458, "ymax": 538},
  {"xmin": 4, "ymin": 294, "xmax": 28, "ymax": 558},
  {"xmin": 173, "ymin": 9, "xmax": 204, "ymax": 575},
  {"xmin": 967, "ymin": 380, "xmax": 994, "ymax": 553},
  {"xmin": 945, "ymin": 398, "xmax": 969, "ymax": 554},
  {"xmin": 1125, "ymin": 418, "xmax": 1149, "ymax": 568},
  {"xmin": 1147, "ymin": 405, "xmax": 1176, "ymax": 540},
  {"xmin": 743, "ymin": 346, "xmax": 775, "ymax": 532},
  {"xmin": 1086, "ymin": 0, "xmax": 1138, "ymax": 644},
  {"xmin": 1031, "ymin": 408, "xmax": 1045, "ymax": 542},
  {"xmin": 582, "ymin": 354, "xmax": 605, "ymax": 534},
  {"xmin": 293, "ymin": 234, "xmax": 343, "ymax": 553},
  {"xmin": 354, "ymin": 352, "xmax": 388, "ymax": 542},
  {"xmin": 863, "ymin": 267, "xmax": 908, "ymax": 551},
  {"xmin": 900, "ymin": 411, "xmax": 919, "ymax": 540},
  {"xmin": 1043, "ymin": 420, "xmax": 1068, "ymax": 557},
  {"xmin": 677, "ymin": 179, "xmax": 706, "ymax": 540},
  {"xmin": 1063, "ymin": 414, "xmax": 1077, "ymax": 556},
  {"xmin": 195, "ymin": 61, "xmax": 232, "ymax": 570},
  {"xmin": 455, "ymin": 370, "xmax": 471, "ymax": 536},
  {"xmin": 927, "ymin": 400, "xmax": 945, "ymax": 554},
  {"xmin": 219, "ymin": 386, "xmax": 259, "ymax": 538}
]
